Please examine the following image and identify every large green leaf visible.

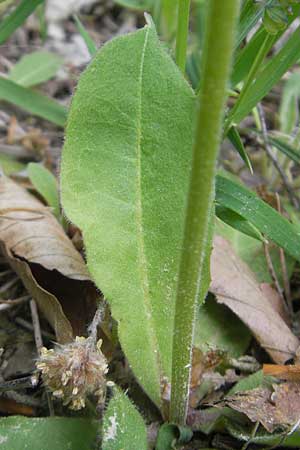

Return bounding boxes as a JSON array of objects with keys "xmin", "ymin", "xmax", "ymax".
[
  {"xmin": 102, "ymin": 387, "xmax": 147, "ymax": 450},
  {"xmin": 0, "ymin": 76, "xmax": 67, "ymax": 126},
  {"xmin": 216, "ymin": 175, "xmax": 300, "ymax": 262},
  {"xmin": 9, "ymin": 51, "xmax": 63, "ymax": 87},
  {"xmin": 61, "ymin": 24, "xmax": 195, "ymax": 407},
  {"xmin": 0, "ymin": 416, "xmax": 97, "ymax": 450}
]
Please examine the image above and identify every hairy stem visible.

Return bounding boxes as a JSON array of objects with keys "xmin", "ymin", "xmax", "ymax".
[
  {"xmin": 170, "ymin": 0, "xmax": 240, "ymax": 425},
  {"xmin": 175, "ymin": 0, "xmax": 191, "ymax": 73}
]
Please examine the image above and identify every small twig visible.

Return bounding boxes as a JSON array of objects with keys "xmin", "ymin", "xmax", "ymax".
[
  {"xmin": 275, "ymin": 193, "xmax": 293, "ymax": 316},
  {"xmin": 0, "ymin": 302, "xmax": 23, "ymax": 312},
  {"xmin": 0, "ymin": 276, "xmax": 19, "ymax": 295},
  {"xmin": 15, "ymin": 317, "xmax": 55, "ymax": 340},
  {"xmin": 29, "ymin": 298, "xmax": 54, "ymax": 416},
  {"xmin": 0, "ymin": 294, "xmax": 30, "ymax": 305},
  {"xmin": 229, "ymin": 356, "xmax": 260, "ymax": 374},
  {"xmin": 0, "ymin": 270, "xmax": 13, "ymax": 278},
  {"xmin": 0, "ymin": 143, "xmax": 35, "ymax": 159},
  {"xmin": 0, "ymin": 376, "xmax": 38, "ymax": 393},
  {"xmin": 29, "ymin": 299, "xmax": 43, "ymax": 352},
  {"xmin": 263, "ymin": 241, "xmax": 287, "ymax": 311},
  {"xmin": 257, "ymin": 103, "xmax": 299, "ymax": 209},
  {"xmin": 87, "ymin": 299, "xmax": 105, "ymax": 346}
]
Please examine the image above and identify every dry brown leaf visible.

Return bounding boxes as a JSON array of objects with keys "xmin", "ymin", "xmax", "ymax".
[
  {"xmin": 210, "ymin": 236, "xmax": 299, "ymax": 364},
  {"xmin": 224, "ymin": 382, "xmax": 300, "ymax": 432},
  {"xmin": 260, "ymin": 282, "xmax": 290, "ymax": 325},
  {"xmin": 0, "ymin": 174, "xmax": 96, "ymax": 342}
]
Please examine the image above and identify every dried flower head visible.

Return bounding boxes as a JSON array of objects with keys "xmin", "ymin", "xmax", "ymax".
[{"xmin": 36, "ymin": 336, "xmax": 108, "ymax": 410}]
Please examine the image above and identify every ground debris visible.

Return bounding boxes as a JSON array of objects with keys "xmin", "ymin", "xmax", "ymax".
[
  {"xmin": 0, "ymin": 174, "xmax": 97, "ymax": 342},
  {"xmin": 210, "ymin": 236, "xmax": 299, "ymax": 364},
  {"xmin": 222, "ymin": 382, "xmax": 300, "ymax": 433}
]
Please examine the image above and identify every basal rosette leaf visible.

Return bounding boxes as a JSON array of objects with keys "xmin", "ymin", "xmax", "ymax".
[
  {"xmin": 61, "ymin": 24, "xmax": 195, "ymax": 408},
  {"xmin": 102, "ymin": 386, "xmax": 147, "ymax": 450}
]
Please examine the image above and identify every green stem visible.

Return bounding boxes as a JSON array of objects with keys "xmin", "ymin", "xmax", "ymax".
[
  {"xmin": 170, "ymin": 0, "xmax": 240, "ymax": 425},
  {"xmin": 175, "ymin": 0, "xmax": 191, "ymax": 73}
]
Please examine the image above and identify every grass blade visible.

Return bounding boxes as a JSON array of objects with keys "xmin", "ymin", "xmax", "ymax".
[
  {"xmin": 0, "ymin": 76, "xmax": 67, "ymax": 127},
  {"xmin": 73, "ymin": 15, "xmax": 97, "ymax": 57},
  {"xmin": 216, "ymin": 174, "xmax": 300, "ymax": 261},
  {"xmin": 248, "ymin": 129, "xmax": 300, "ymax": 164},
  {"xmin": 227, "ymin": 25, "xmax": 300, "ymax": 127},
  {"xmin": 227, "ymin": 126, "xmax": 253, "ymax": 173},
  {"xmin": 269, "ymin": 135, "xmax": 300, "ymax": 164},
  {"xmin": 0, "ymin": 0, "xmax": 44, "ymax": 44}
]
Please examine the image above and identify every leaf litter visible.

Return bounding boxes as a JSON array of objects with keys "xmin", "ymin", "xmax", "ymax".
[
  {"xmin": 0, "ymin": 173, "xmax": 97, "ymax": 342},
  {"xmin": 210, "ymin": 235, "xmax": 299, "ymax": 364}
]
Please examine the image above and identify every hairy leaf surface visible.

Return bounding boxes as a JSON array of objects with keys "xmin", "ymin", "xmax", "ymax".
[
  {"xmin": 102, "ymin": 387, "xmax": 147, "ymax": 450},
  {"xmin": 0, "ymin": 416, "xmax": 97, "ymax": 450},
  {"xmin": 61, "ymin": 24, "xmax": 195, "ymax": 407}
]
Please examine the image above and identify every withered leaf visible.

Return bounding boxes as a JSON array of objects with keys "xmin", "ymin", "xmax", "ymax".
[
  {"xmin": 0, "ymin": 174, "xmax": 95, "ymax": 342},
  {"xmin": 210, "ymin": 236, "xmax": 299, "ymax": 364},
  {"xmin": 224, "ymin": 382, "xmax": 300, "ymax": 432}
]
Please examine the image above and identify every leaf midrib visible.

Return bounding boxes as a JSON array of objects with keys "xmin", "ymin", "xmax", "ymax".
[{"xmin": 135, "ymin": 26, "xmax": 162, "ymax": 397}]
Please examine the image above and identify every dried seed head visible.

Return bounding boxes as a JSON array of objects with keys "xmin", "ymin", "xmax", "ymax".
[{"xmin": 36, "ymin": 336, "xmax": 108, "ymax": 410}]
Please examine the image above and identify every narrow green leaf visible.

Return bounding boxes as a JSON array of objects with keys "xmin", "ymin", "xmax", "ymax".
[
  {"xmin": 215, "ymin": 175, "xmax": 300, "ymax": 262},
  {"xmin": 28, "ymin": 162, "xmax": 60, "ymax": 218},
  {"xmin": 232, "ymin": 27, "xmax": 276, "ymax": 88},
  {"xmin": 102, "ymin": 387, "xmax": 147, "ymax": 450},
  {"xmin": 61, "ymin": 25, "xmax": 195, "ymax": 407},
  {"xmin": 226, "ymin": 420, "xmax": 300, "ymax": 448},
  {"xmin": 235, "ymin": 0, "xmax": 270, "ymax": 48},
  {"xmin": 114, "ymin": 0, "xmax": 153, "ymax": 10},
  {"xmin": 262, "ymin": 133, "xmax": 300, "ymax": 164},
  {"xmin": 0, "ymin": 416, "xmax": 97, "ymax": 450},
  {"xmin": 73, "ymin": 15, "xmax": 97, "ymax": 57},
  {"xmin": 227, "ymin": 126, "xmax": 253, "ymax": 173},
  {"xmin": 0, "ymin": 153, "xmax": 25, "ymax": 175},
  {"xmin": 216, "ymin": 217, "xmax": 295, "ymax": 285},
  {"xmin": 251, "ymin": 430, "xmax": 300, "ymax": 448},
  {"xmin": 232, "ymin": 4, "xmax": 300, "ymax": 89},
  {"xmin": 244, "ymin": 128, "xmax": 300, "ymax": 164},
  {"xmin": 0, "ymin": 0, "xmax": 44, "ymax": 44},
  {"xmin": 228, "ymin": 370, "xmax": 269, "ymax": 395},
  {"xmin": 279, "ymin": 72, "xmax": 300, "ymax": 133},
  {"xmin": 215, "ymin": 205, "xmax": 264, "ymax": 242},
  {"xmin": 9, "ymin": 51, "xmax": 63, "ymax": 87},
  {"xmin": 228, "ymin": 26, "xmax": 300, "ymax": 126},
  {"xmin": 0, "ymin": 76, "xmax": 67, "ymax": 126}
]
